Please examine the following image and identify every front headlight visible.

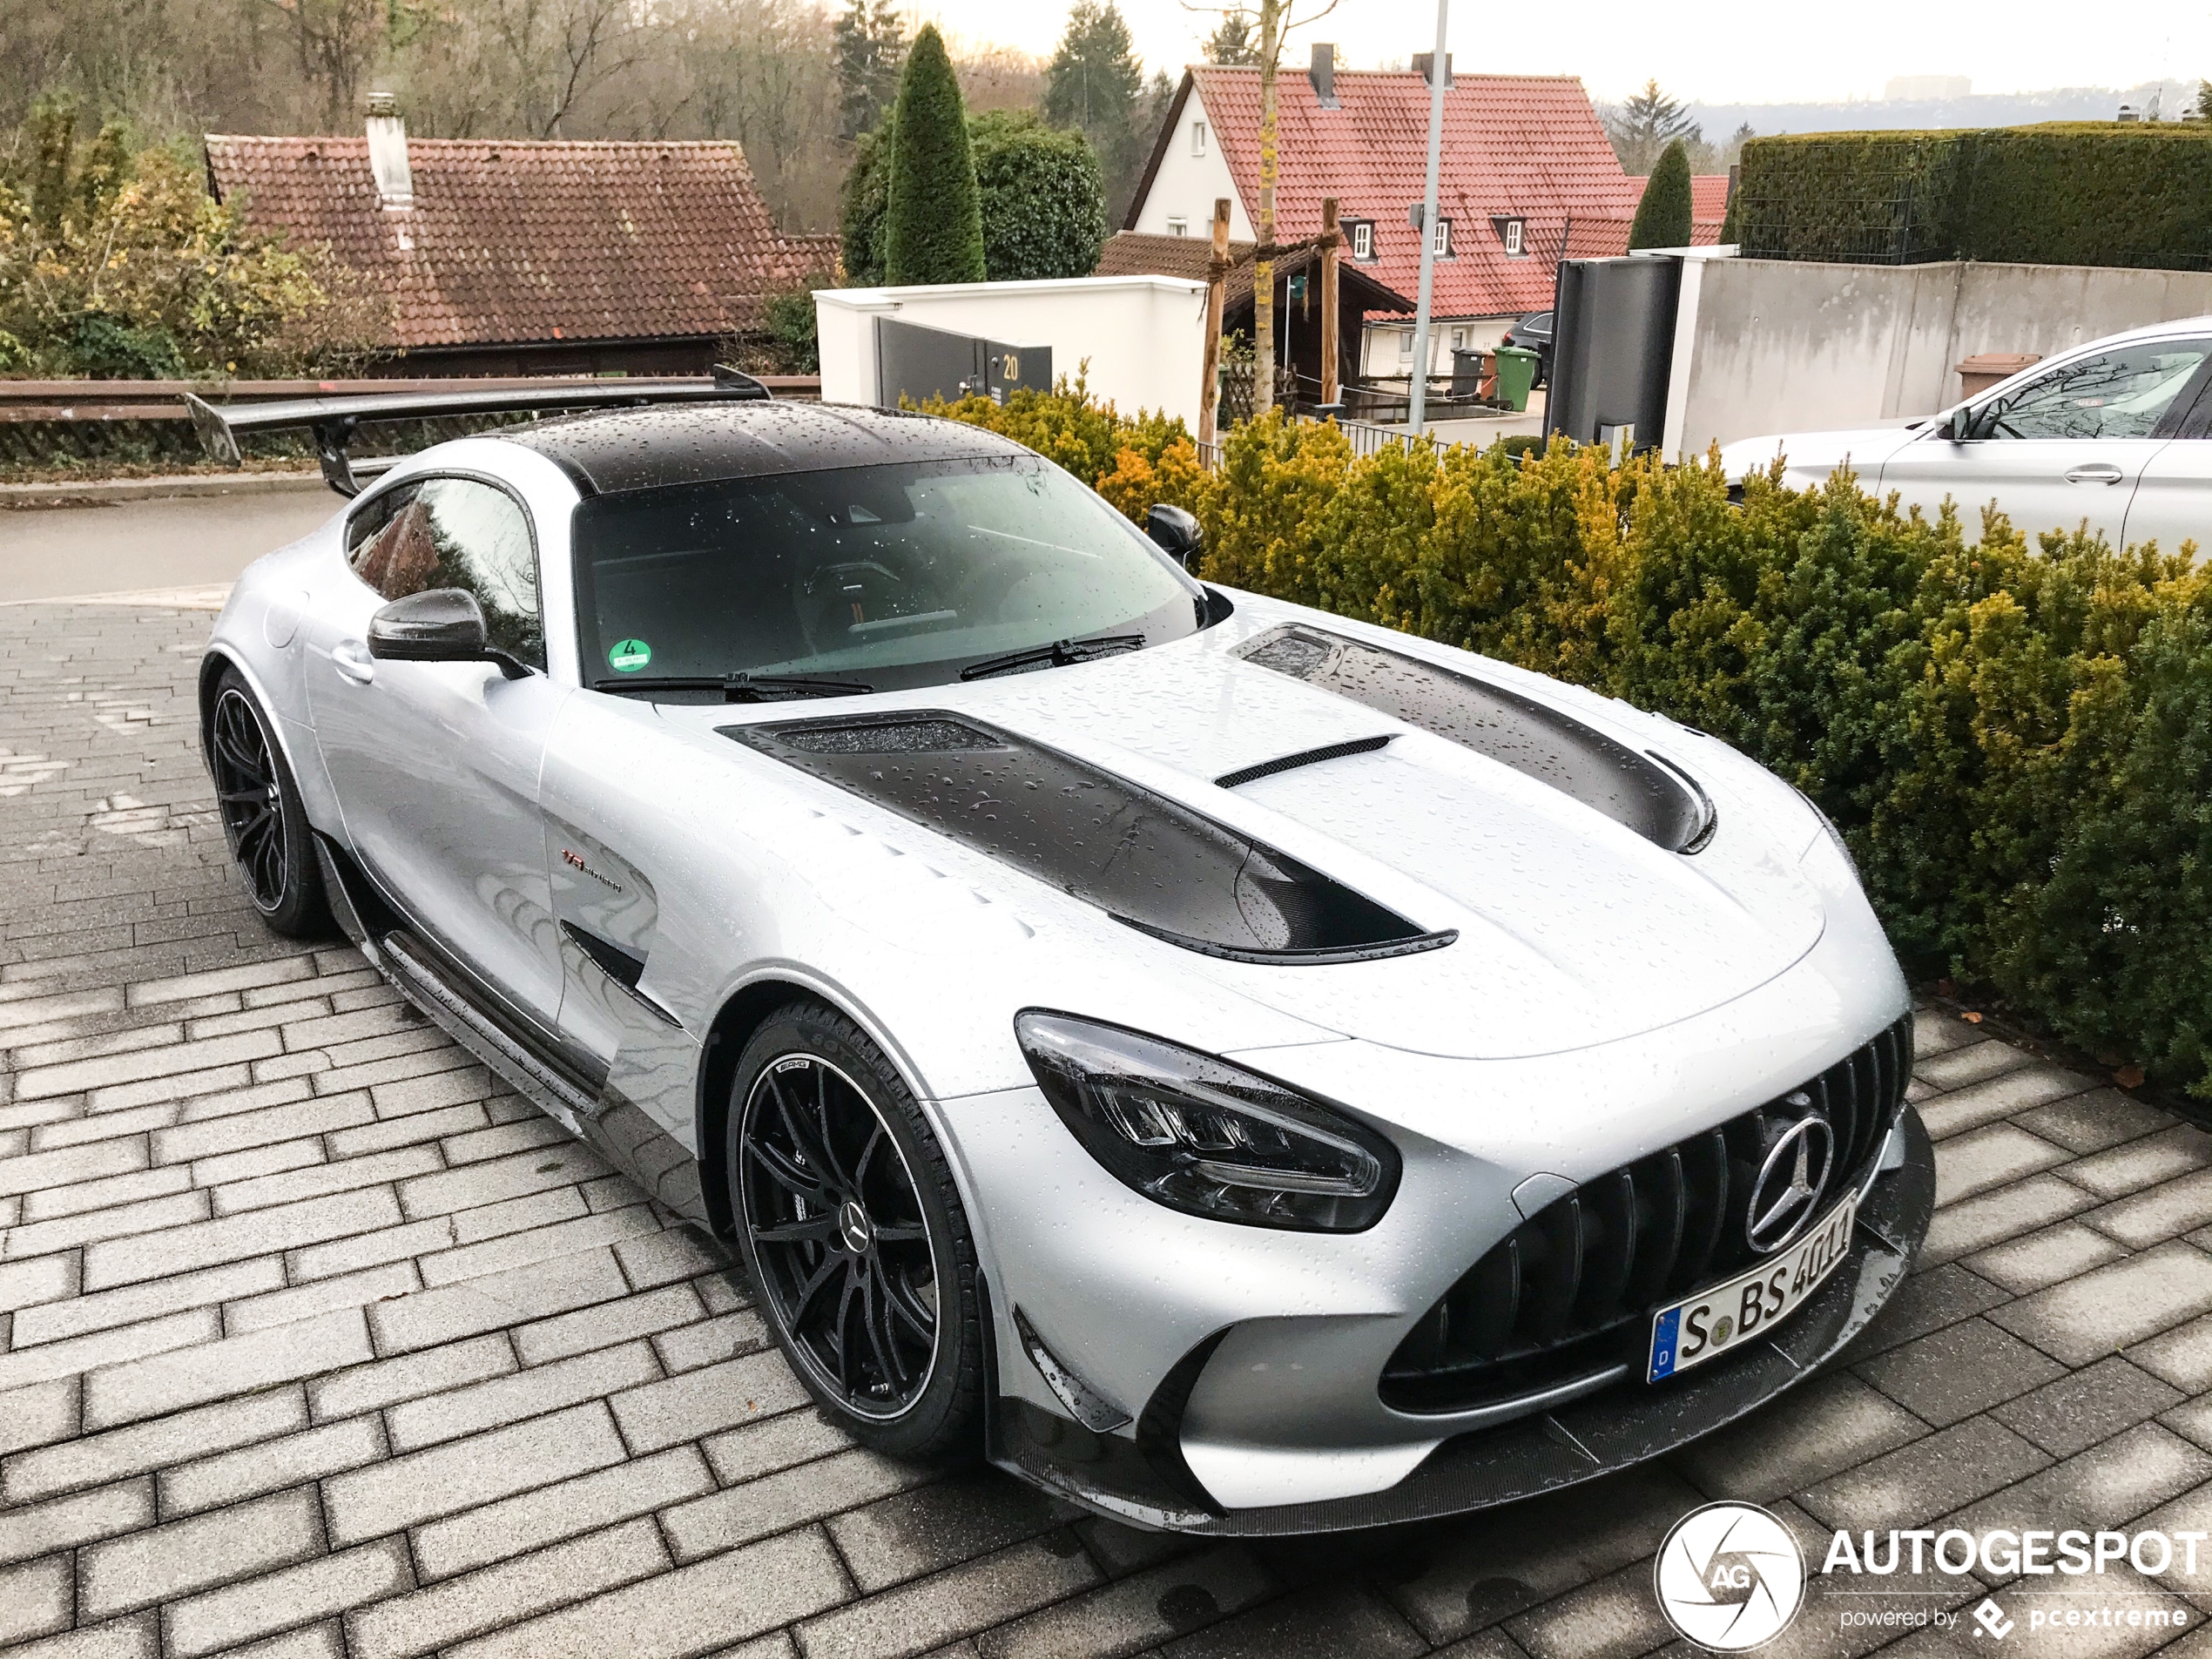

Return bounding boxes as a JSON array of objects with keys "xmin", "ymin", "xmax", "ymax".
[{"xmin": 1015, "ymin": 1011, "xmax": 1400, "ymax": 1232}]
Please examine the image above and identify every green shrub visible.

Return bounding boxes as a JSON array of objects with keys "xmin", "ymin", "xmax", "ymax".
[
  {"xmin": 1734, "ymin": 124, "xmax": 2212, "ymax": 269},
  {"xmin": 883, "ymin": 26, "xmax": 985, "ymax": 286},
  {"xmin": 926, "ymin": 388, "xmax": 2212, "ymax": 1100},
  {"xmin": 843, "ymin": 109, "xmax": 1108, "ymax": 285},
  {"xmin": 1629, "ymin": 139, "xmax": 1695, "ymax": 251}
]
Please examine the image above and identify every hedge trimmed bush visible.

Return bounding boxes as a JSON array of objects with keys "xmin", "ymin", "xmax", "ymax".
[
  {"xmin": 1629, "ymin": 139, "xmax": 1695, "ymax": 251},
  {"xmin": 931, "ymin": 385, "xmax": 2212, "ymax": 1099},
  {"xmin": 883, "ymin": 25, "xmax": 986, "ymax": 286},
  {"xmin": 1735, "ymin": 123, "xmax": 2212, "ymax": 269}
]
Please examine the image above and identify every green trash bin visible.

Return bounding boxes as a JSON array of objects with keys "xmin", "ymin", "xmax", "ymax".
[{"xmin": 1493, "ymin": 346, "xmax": 1539, "ymax": 413}]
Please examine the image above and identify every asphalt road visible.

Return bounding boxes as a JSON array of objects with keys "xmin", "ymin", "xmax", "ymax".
[{"xmin": 0, "ymin": 482, "xmax": 337, "ymax": 604}]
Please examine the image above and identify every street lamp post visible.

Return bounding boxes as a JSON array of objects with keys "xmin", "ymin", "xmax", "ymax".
[{"xmin": 1406, "ymin": 0, "xmax": 1448, "ymax": 435}]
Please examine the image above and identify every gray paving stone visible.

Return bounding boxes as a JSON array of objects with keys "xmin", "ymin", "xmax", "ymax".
[
  {"xmin": 448, "ymin": 1186, "xmax": 591, "ymax": 1244},
  {"xmin": 0, "ymin": 1612, "xmax": 159, "ymax": 1659},
  {"xmin": 1, "ymin": 1386, "xmax": 304, "ymax": 1505},
  {"xmin": 1921, "ymin": 1173, "xmax": 2100, "ymax": 1265},
  {"xmin": 365, "ymin": 1066, "xmax": 496, "ymax": 1120},
  {"xmin": 2013, "ymin": 1088, "xmax": 2177, "ymax": 1155},
  {"xmin": 440, "ymin": 1528, "xmax": 848, "ymax": 1659},
  {"xmin": 1939, "ymin": 1421, "xmax": 2212, "ymax": 1535},
  {"xmin": 610, "ymin": 1347, "xmax": 811, "ymax": 1454},
  {"xmin": 440, "ymin": 1116, "xmax": 572, "ymax": 1165},
  {"xmin": 0, "ymin": 1138, "xmax": 145, "ymax": 1200},
  {"xmin": 31, "ymin": 1103, "xmax": 177, "ymax": 1151},
  {"xmin": 1855, "ymin": 1316, "xmax": 2069, "ymax": 1426},
  {"xmin": 0, "ymin": 1307, "xmax": 218, "ymax": 1396},
  {"xmin": 651, "ymin": 1307, "xmax": 769, "ymax": 1372},
  {"xmin": 172, "ymin": 1076, "xmax": 315, "ymax": 1125},
  {"xmin": 161, "ymin": 1538, "xmax": 413, "ymax": 1659},
  {"xmin": 13, "ymin": 1257, "xmax": 283, "ymax": 1347},
  {"xmin": 702, "ymin": 1406, "xmax": 855, "ymax": 1485},
  {"xmin": 1837, "ymin": 1262, "xmax": 2013, "ymax": 1361},
  {"xmin": 190, "ymin": 1137, "xmax": 326, "ymax": 1189},
  {"xmin": 285, "ymin": 1215, "xmax": 455, "ymax": 1282},
  {"xmin": 1160, "ymin": 1584, "xmax": 1426, "ymax": 1659},
  {"xmin": 322, "ymin": 1399, "xmax": 628, "ymax": 1544},
  {"xmin": 210, "ymin": 1144, "xmax": 442, "ymax": 1217},
  {"xmin": 1669, "ymin": 1370, "xmax": 1928, "ymax": 1502},
  {"xmin": 2064, "ymin": 1125, "xmax": 2212, "ymax": 1199},
  {"xmin": 511, "ymin": 1282, "xmax": 703, "ymax": 1366},
  {"xmin": 78, "ymin": 1487, "xmax": 323, "ymax": 1618},
  {"xmin": 410, "ymin": 1446, "xmax": 713, "ymax": 1582},
  {"xmin": 1991, "ymin": 1242, "xmax": 2212, "ymax": 1367},
  {"xmin": 1991, "ymin": 1358, "xmax": 2188, "ymax": 1458},
  {"xmin": 662, "ymin": 1445, "xmax": 937, "ymax": 1561},
  {"xmin": 0, "ymin": 1554, "xmax": 73, "ymax": 1648},
  {"xmin": 2128, "ymin": 1313, "xmax": 2212, "ymax": 1393},
  {"xmin": 222, "ymin": 1259, "xmax": 421, "ymax": 1335},
  {"xmin": 978, "ymin": 1543, "xmax": 1272, "ymax": 1659},
  {"xmin": 324, "ymin": 1102, "xmax": 489, "ymax": 1159},
  {"xmin": 365, "ymin": 1244, "xmax": 629, "ymax": 1356},
  {"xmin": 395, "ymin": 1143, "xmax": 610, "ymax": 1221},
  {"xmin": 345, "ymin": 1519, "xmax": 670, "ymax": 1659},
  {"xmin": 0, "ymin": 1379, "xmax": 80, "ymax": 1456},
  {"xmin": 1504, "ymin": 1558, "xmax": 1670, "ymax": 1659},
  {"xmin": 2086, "ymin": 1170, "xmax": 2212, "ymax": 1249},
  {"xmin": 1915, "ymin": 1039, "xmax": 2035, "ymax": 1089},
  {"xmin": 1919, "ymin": 1069, "xmax": 2102, "ymax": 1144},
  {"xmin": 0, "ymin": 1190, "xmax": 211, "ymax": 1261},
  {"xmin": 612, "ymin": 1224, "xmax": 732, "ymax": 1290},
  {"xmin": 383, "ymin": 1339, "xmax": 661, "ymax": 1452},
  {"xmin": 0, "ymin": 1479, "xmax": 155, "ymax": 1567},
  {"xmin": 82, "ymin": 1307, "xmax": 373, "ymax": 1430},
  {"xmin": 413, "ymin": 1206, "xmax": 663, "ymax": 1289},
  {"xmin": 149, "ymin": 1092, "xmax": 374, "ymax": 1167},
  {"xmin": 216, "ymin": 1622, "xmax": 346, "ymax": 1659},
  {"xmin": 1951, "ymin": 1129, "xmax": 2087, "ymax": 1212},
  {"xmin": 18, "ymin": 1164, "xmax": 194, "ymax": 1225},
  {"xmin": 160, "ymin": 1415, "xmax": 388, "ymax": 1517},
  {"xmin": 81, "ymin": 1188, "xmax": 401, "ymax": 1291},
  {"xmin": 1964, "ymin": 1220, "xmax": 2131, "ymax": 1293},
  {"xmin": 830, "ymin": 1471, "xmax": 1074, "ymax": 1595},
  {"xmin": 308, "ymin": 1332, "xmax": 516, "ymax": 1421},
  {"xmin": 1798, "ymin": 1414, "xmax": 2053, "ymax": 1532},
  {"xmin": 799, "ymin": 1532, "xmax": 1098, "ymax": 1659},
  {"xmin": 0, "ymin": 1253, "xmax": 78, "ymax": 1313},
  {"xmin": 17, "ymin": 1028, "xmax": 282, "ymax": 1101}
]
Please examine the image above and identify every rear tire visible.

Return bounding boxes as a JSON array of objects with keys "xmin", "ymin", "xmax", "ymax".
[
  {"xmin": 728, "ymin": 1000, "xmax": 984, "ymax": 1460},
  {"xmin": 208, "ymin": 666, "xmax": 331, "ymax": 940}
]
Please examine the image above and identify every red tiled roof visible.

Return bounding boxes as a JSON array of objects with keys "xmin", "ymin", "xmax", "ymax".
[
  {"xmin": 206, "ymin": 135, "xmax": 840, "ymax": 352},
  {"xmin": 1690, "ymin": 173, "xmax": 1731, "ymax": 227},
  {"xmin": 1571, "ymin": 176, "xmax": 1731, "ymax": 257},
  {"xmin": 1093, "ymin": 232, "xmax": 1415, "ymax": 313},
  {"xmin": 1168, "ymin": 66, "xmax": 1644, "ymax": 319}
]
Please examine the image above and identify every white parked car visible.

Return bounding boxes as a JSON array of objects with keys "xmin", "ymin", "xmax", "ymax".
[{"xmin": 1720, "ymin": 317, "xmax": 2212, "ymax": 556}]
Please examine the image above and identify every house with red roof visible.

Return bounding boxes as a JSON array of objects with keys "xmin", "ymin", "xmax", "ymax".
[
  {"xmin": 206, "ymin": 100, "xmax": 838, "ymax": 377},
  {"xmin": 1124, "ymin": 50, "xmax": 1724, "ymax": 381}
]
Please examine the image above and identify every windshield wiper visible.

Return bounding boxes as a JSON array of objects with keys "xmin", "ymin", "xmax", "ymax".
[
  {"xmin": 958, "ymin": 633, "xmax": 1145, "ymax": 682},
  {"xmin": 593, "ymin": 673, "xmax": 874, "ymax": 702}
]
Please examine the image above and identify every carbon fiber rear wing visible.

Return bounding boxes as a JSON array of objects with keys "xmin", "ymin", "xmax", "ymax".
[{"xmin": 184, "ymin": 365, "xmax": 772, "ymax": 496}]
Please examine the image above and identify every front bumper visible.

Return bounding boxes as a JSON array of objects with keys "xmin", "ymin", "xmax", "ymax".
[{"xmin": 988, "ymin": 1105, "xmax": 1934, "ymax": 1535}]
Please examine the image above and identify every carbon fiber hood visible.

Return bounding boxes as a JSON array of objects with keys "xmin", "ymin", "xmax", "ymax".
[{"xmin": 692, "ymin": 604, "xmax": 1830, "ymax": 1060}]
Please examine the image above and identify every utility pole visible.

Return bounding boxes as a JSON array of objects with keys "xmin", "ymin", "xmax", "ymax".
[
  {"xmin": 1251, "ymin": 0, "xmax": 1285, "ymax": 417},
  {"xmin": 1406, "ymin": 0, "xmax": 1447, "ymax": 434}
]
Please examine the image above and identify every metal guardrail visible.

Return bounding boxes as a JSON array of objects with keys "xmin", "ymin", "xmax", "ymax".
[{"xmin": 0, "ymin": 374, "xmax": 822, "ymax": 423}]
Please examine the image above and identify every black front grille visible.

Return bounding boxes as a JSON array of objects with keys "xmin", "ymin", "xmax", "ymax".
[{"xmin": 1382, "ymin": 1014, "xmax": 1913, "ymax": 1413}]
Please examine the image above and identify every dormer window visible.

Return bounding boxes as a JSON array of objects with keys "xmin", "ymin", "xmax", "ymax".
[
  {"xmin": 1431, "ymin": 218, "xmax": 1453, "ymax": 259},
  {"xmin": 1494, "ymin": 216, "xmax": 1528, "ymax": 257},
  {"xmin": 1346, "ymin": 219, "xmax": 1374, "ymax": 261},
  {"xmin": 1191, "ymin": 120, "xmax": 1208, "ymax": 156}
]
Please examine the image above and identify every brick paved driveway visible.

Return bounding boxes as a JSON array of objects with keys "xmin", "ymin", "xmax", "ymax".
[{"xmin": 5, "ymin": 595, "xmax": 2212, "ymax": 1659}]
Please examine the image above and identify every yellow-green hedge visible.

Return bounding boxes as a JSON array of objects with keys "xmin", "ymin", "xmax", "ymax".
[{"xmin": 930, "ymin": 388, "xmax": 2212, "ymax": 1099}]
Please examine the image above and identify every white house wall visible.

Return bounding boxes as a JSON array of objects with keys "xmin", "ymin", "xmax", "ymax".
[
  {"xmin": 813, "ymin": 276, "xmax": 1211, "ymax": 428},
  {"xmin": 1126, "ymin": 90, "xmax": 1254, "ymax": 241}
]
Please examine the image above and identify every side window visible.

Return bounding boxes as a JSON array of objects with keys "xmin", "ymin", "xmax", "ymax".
[
  {"xmin": 345, "ymin": 482, "xmax": 418, "ymax": 561},
  {"xmin": 1971, "ymin": 340, "xmax": 2212, "ymax": 442},
  {"xmin": 352, "ymin": 476, "xmax": 545, "ymax": 671}
]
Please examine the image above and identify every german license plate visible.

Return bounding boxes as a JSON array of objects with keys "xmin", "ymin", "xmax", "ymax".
[{"xmin": 1647, "ymin": 1192, "xmax": 1856, "ymax": 1381}]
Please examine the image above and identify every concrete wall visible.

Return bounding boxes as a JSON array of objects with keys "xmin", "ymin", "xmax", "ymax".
[
  {"xmin": 815, "ymin": 276, "xmax": 1211, "ymax": 428},
  {"xmin": 1668, "ymin": 258, "xmax": 2212, "ymax": 457}
]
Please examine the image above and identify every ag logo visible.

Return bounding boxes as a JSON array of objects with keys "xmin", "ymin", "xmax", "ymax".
[{"xmin": 1654, "ymin": 1501, "xmax": 1806, "ymax": 1651}]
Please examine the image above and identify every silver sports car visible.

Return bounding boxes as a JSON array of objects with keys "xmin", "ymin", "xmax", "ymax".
[{"xmin": 191, "ymin": 377, "xmax": 1933, "ymax": 1534}]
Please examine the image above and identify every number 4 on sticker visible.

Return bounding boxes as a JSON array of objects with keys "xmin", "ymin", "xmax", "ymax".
[{"xmin": 609, "ymin": 639, "xmax": 652, "ymax": 673}]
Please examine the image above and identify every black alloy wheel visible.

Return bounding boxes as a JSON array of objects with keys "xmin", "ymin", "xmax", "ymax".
[
  {"xmin": 730, "ymin": 1002, "xmax": 982, "ymax": 1457},
  {"xmin": 207, "ymin": 669, "xmax": 330, "ymax": 938}
]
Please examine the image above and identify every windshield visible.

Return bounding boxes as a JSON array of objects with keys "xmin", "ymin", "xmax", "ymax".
[{"xmin": 571, "ymin": 455, "xmax": 1206, "ymax": 697}]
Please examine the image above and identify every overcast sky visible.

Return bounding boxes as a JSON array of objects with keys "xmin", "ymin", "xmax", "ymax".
[{"xmin": 921, "ymin": 0, "xmax": 2211, "ymax": 105}]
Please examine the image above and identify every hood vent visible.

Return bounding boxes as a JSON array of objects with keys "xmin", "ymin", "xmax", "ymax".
[
  {"xmin": 726, "ymin": 711, "xmax": 1454, "ymax": 966},
  {"xmin": 1237, "ymin": 625, "xmax": 1715, "ymax": 853}
]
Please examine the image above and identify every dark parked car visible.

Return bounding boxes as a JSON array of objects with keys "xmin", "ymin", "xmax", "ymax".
[{"xmin": 1501, "ymin": 310, "xmax": 1553, "ymax": 387}]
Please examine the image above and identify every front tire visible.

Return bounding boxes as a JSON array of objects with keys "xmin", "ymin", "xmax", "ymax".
[
  {"xmin": 728, "ymin": 1001, "xmax": 984, "ymax": 1459},
  {"xmin": 207, "ymin": 667, "xmax": 330, "ymax": 940}
]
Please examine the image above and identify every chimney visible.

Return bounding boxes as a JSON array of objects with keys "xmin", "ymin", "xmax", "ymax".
[
  {"xmin": 1309, "ymin": 44, "xmax": 1339, "ymax": 108},
  {"xmin": 1412, "ymin": 51, "xmax": 1453, "ymax": 89},
  {"xmin": 365, "ymin": 91, "xmax": 414, "ymax": 212}
]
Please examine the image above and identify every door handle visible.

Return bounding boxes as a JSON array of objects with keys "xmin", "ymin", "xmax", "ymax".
[
  {"xmin": 332, "ymin": 639, "xmax": 376, "ymax": 685},
  {"xmin": 2064, "ymin": 462, "xmax": 2125, "ymax": 485}
]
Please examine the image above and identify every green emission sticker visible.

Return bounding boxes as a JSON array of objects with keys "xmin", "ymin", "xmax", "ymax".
[{"xmin": 608, "ymin": 638, "xmax": 652, "ymax": 673}]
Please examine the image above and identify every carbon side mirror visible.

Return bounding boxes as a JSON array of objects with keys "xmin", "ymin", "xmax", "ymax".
[
  {"xmin": 1146, "ymin": 504, "xmax": 1204, "ymax": 570},
  {"xmin": 367, "ymin": 589, "xmax": 528, "ymax": 678}
]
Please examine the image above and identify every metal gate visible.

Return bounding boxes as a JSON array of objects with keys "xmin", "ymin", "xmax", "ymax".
[
  {"xmin": 874, "ymin": 318, "xmax": 1052, "ymax": 409},
  {"xmin": 1544, "ymin": 258, "xmax": 1682, "ymax": 454}
]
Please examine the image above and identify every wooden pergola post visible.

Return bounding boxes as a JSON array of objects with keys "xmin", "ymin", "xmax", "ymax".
[
  {"xmin": 1319, "ymin": 197, "xmax": 1341, "ymax": 410},
  {"xmin": 1198, "ymin": 197, "xmax": 1231, "ymax": 449}
]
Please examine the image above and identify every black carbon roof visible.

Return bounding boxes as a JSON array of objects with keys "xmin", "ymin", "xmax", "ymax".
[{"xmin": 499, "ymin": 400, "xmax": 1027, "ymax": 496}]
